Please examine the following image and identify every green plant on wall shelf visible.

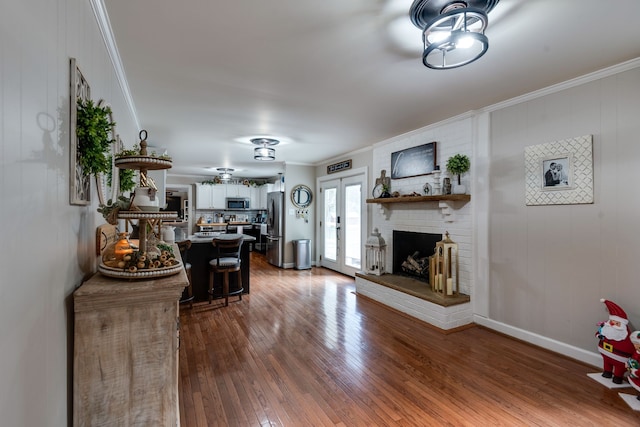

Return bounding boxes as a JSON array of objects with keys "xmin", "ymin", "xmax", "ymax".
[
  {"xmin": 97, "ymin": 195, "xmax": 131, "ymax": 225},
  {"xmin": 446, "ymin": 154, "xmax": 470, "ymax": 185},
  {"xmin": 106, "ymin": 156, "xmax": 136, "ymax": 194},
  {"xmin": 115, "ymin": 143, "xmax": 172, "ymax": 161},
  {"xmin": 118, "ymin": 168, "xmax": 137, "ymax": 194},
  {"xmin": 76, "ymin": 98, "xmax": 115, "ymax": 177},
  {"xmin": 115, "ymin": 145, "xmax": 140, "ymax": 158}
]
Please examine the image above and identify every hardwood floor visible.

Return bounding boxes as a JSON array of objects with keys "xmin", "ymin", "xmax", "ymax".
[{"xmin": 178, "ymin": 253, "xmax": 640, "ymax": 426}]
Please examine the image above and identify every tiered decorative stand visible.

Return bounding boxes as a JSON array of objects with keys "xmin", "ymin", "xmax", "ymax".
[{"xmin": 98, "ymin": 135, "xmax": 182, "ymax": 279}]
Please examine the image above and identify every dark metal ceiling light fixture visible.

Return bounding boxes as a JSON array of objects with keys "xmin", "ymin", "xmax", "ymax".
[
  {"xmin": 252, "ymin": 138, "xmax": 279, "ymax": 161},
  {"xmin": 410, "ymin": 0, "xmax": 499, "ymax": 69},
  {"xmin": 217, "ymin": 168, "xmax": 234, "ymax": 181}
]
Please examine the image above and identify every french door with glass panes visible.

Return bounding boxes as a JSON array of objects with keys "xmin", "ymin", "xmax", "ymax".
[{"xmin": 318, "ymin": 169, "xmax": 366, "ymax": 277}]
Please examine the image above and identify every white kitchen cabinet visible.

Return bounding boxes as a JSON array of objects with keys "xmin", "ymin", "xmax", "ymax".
[
  {"xmin": 225, "ymin": 183, "xmax": 237, "ymax": 197},
  {"xmin": 226, "ymin": 183, "xmax": 250, "ymax": 199},
  {"xmin": 211, "ymin": 185, "xmax": 227, "ymax": 208},
  {"xmin": 242, "ymin": 185, "xmax": 268, "ymax": 209},
  {"xmin": 249, "ymin": 186, "xmax": 260, "ymax": 209},
  {"xmin": 254, "ymin": 185, "xmax": 268, "ymax": 209},
  {"xmin": 196, "ymin": 183, "xmax": 227, "ymax": 209},
  {"xmin": 195, "ymin": 183, "xmax": 213, "ymax": 209},
  {"xmin": 224, "ymin": 184, "xmax": 238, "ymax": 197},
  {"xmin": 239, "ymin": 185, "xmax": 251, "ymax": 199}
]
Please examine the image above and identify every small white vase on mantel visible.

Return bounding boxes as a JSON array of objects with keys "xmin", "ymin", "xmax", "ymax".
[
  {"xmin": 431, "ymin": 168, "xmax": 441, "ymax": 195},
  {"xmin": 452, "ymin": 184, "xmax": 466, "ymax": 194}
]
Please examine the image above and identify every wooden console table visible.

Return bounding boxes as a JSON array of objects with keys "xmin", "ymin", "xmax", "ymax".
[{"xmin": 73, "ymin": 264, "xmax": 188, "ymax": 426}]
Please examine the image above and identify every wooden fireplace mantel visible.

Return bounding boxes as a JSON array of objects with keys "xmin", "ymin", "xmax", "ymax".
[
  {"xmin": 366, "ymin": 194, "xmax": 470, "ymax": 222},
  {"xmin": 365, "ymin": 194, "xmax": 470, "ymax": 204}
]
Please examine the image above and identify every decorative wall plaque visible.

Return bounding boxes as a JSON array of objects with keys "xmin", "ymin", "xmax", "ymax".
[
  {"xmin": 327, "ymin": 159, "xmax": 352, "ymax": 174},
  {"xmin": 391, "ymin": 142, "xmax": 437, "ymax": 179},
  {"xmin": 69, "ymin": 57, "xmax": 92, "ymax": 205}
]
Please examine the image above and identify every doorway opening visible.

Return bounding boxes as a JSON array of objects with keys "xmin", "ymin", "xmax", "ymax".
[{"xmin": 317, "ymin": 167, "xmax": 367, "ymax": 277}]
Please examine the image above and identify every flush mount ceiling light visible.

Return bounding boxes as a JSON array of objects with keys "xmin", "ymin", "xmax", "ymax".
[
  {"xmin": 217, "ymin": 168, "xmax": 234, "ymax": 181},
  {"xmin": 251, "ymin": 138, "xmax": 279, "ymax": 161},
  {"xmin": 410, "ymin": 0, "xmax": 499, "ymax": 69}
]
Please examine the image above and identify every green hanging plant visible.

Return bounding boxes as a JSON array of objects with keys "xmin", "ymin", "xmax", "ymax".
[
  {"xmin": 446, "ymin": 154, "xmax": 470, "ymax": 185},
  {"xmin": 76, "ymin": 99, "xmax": 115, "ymax": 176},
  {"xmin": 106, "ymin": 156, "xmax": 137, "ymax": 194},
  {"xmin": 118, "ymin": 168, "xmax": 137, "ymax": 194}
]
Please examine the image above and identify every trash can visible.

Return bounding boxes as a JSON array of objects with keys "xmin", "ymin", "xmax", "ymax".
[{"xmin": 293, "ymin": 239, "xmax": 311, "ymax": 270}]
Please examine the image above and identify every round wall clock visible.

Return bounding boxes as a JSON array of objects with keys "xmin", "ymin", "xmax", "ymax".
[{"xmin": 372, "ymin": 183, "xmax": 384, "ymax": 198}]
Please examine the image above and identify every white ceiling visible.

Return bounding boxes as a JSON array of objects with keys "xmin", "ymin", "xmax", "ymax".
[{"xmin": 102, "ymin": 0, "xmax": 640, "ymax": 179}]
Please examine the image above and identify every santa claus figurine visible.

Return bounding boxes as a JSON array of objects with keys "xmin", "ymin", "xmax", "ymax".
[
  {"xmin": 596, "ymin": 299, "xmax": 635, "ymax": 384},
  {"xmin": 626, "ymin": 331, "xmax": 640, "ymax": 399}
]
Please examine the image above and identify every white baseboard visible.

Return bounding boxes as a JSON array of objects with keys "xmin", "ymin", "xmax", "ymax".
[{"xmin": 473, "ymin": 314, "xmax": 602, "ymax": 368}]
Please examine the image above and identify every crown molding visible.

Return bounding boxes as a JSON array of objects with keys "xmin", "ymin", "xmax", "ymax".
[
  {"xmin": 374, "ymin": 57, "xmax": 640, "ymax": 149},
  {"xmin": 89, "ymin": 0, "xmax": 140, "ymax": 130},
  {"xmin": 481, "ymin": 57, "xmax": 640, "ymax": 114}
]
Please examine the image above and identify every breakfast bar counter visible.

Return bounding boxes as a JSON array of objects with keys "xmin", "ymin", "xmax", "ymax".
[{"xmin": 185, "ymin": 233, "xmax": 255, "ymax": 301}]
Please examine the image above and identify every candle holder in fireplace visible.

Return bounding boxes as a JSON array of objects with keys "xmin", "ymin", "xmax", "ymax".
[
  {"xmin": 365, "ymin": 228, "xmax": 386, "ymax": 276},
  {"xmin": 430, "ymin": 231, "xmax": 459, "ymax": 297}
]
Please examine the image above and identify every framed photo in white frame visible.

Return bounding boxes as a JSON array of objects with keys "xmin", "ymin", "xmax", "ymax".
[
  {"xmin": 541, "ymin": 155, "xmax": 572, "ymax": 190},
  {"xmin": 525, "ymin": 135, "xmax": 593, "ymax": 206}
]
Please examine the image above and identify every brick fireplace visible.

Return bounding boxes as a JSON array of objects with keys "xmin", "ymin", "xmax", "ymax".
[
  {"xmin": 356, "ymin": 226, "xmax": 472, "ymax": 330},
  {"xmin": 356, "ymin": 119, "xmax": 474, "ymax": 330}
]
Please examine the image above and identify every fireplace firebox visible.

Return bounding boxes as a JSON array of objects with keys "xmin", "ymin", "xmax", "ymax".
[{"xmin": 392, "ymin": 231, "xmax": 441, "ymax": 282}]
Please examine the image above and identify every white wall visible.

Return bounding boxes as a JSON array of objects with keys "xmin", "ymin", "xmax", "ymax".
[
  {"xmin": 485, "ymin": 65, "xmax": 640, "ymax": 357},
  {"xmin": 0, "ymin": 1, "xmax": 138, "ymax": 425},
  {"xmin": 282, "ymin": 164, "xmax": 315, "ymax": 267},
  {"xmin": 314, "ymin": 147, "xmax": 373, "ymax": 181}
]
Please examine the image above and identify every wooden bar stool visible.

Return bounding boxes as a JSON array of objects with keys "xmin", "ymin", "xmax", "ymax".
[
  {"xmin": 177, "ymin": 240, "xmax": 194, "ymax": 308},
  {"xmin": 208, "ymin": 235, "xmax": 243, "ymax": 306}
]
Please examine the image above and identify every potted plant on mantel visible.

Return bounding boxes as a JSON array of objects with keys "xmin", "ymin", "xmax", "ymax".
[{"xmin": 445, "ymin": 154, "xmax": 470, "ymax": 194}]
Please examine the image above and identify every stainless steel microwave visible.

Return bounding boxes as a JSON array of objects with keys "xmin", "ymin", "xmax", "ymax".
[{"xmin": 226, "ymin": 198, "xmax": 250, "ymax": 209}]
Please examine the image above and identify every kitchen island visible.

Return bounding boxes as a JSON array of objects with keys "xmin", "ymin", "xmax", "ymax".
[{"xmin": 186, "ymin": 233, "xmax": 256, "ymax": 301}]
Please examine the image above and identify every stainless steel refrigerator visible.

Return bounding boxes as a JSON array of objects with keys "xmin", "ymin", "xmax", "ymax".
[{"xmin": 266, "ymin": 191, "xmax": 284, "ymax": 267}]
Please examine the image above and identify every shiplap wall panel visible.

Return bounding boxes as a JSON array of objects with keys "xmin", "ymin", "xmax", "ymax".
[
  {"xmin": 489, "ymin": 67, "xmax": 640, "ymax": 353},
  {"xmin": 0, "ymin": 1, "xmax": 139, "ymax": 426}
]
